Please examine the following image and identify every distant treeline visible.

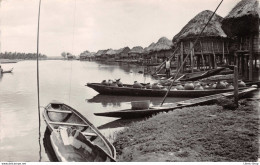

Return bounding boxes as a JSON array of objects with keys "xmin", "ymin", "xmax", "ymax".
[{"xmin": 0, "ymin": 52, "xmax": 47, "ymax": 59}]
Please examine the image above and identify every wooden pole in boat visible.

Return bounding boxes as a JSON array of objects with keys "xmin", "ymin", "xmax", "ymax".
[
  {"xmin": 36, "ymin": 0, "xmax": 42, "ymax": 162},
  {"xmin": 234, "ymin": 66, "xmax": 238, "ymax": 108},
  {"xmin": 160, "ymin": 0, "xmax": 223, "ymax": 106}
]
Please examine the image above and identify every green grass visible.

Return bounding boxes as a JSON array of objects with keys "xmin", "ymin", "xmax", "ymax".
[{"xmin": 113, "ymin": 99, "xmax": 259, "ymax": 162}]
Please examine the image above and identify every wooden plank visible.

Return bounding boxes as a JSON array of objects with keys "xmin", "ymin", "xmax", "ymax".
[
  {"xmin": 47, "ymin": 109, "xmax": 72, "ymax": 113},
  {"xmin": 49, "ymin": 121, "xmax": 89, "ymax": 127},
  {"xmin": 82, "ymin": 132, "xmax": 97, "ymax": 137}
]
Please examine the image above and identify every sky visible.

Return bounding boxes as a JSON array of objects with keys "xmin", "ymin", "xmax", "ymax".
[{"xmin": 0, "ymin": 0, "xmax": 238, "ymax": 57}]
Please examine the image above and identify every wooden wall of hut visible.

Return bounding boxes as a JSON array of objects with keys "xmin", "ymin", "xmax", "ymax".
[
  {"xmin": 176, "ymin": 38, "xmax": 229, "ymax": 73},
  {"xmin": 231, "ymin": 27, "xmax": 260, "ymax": 81},
  {"xmin": 148, "ymin": 50, "xmax": 172, "ymax": 64}
]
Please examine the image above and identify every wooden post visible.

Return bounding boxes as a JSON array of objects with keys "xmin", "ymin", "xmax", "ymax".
[
  {"xmin": 249, "ymin": 35, "xmax": 253, "ymax": 81},
  {"xmin": 212, "ymin": 42, "xmax": 216, "ymax": 68},
  {"xmin": 200, "ymin": 41, "xmax": 206, "ymax": 71},
  {"xmin": 180, "ymin": 42, "xmax": 184, "ymax": 73},
  {"xmin": 222, "ymin": 41, "xmax": 226, "ymax": 64},
  {"xmin": 190, "ymin": 41, "xmax": 194, "ymax": 73},
  {"xmin": 234, "ymin": 66, "xmax": 239, "ymax": 108}
]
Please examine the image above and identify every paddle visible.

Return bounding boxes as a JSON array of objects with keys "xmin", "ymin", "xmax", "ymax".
[{"xmin": 160, "ymin": 0, "xmax": 224, "ymax": 106}]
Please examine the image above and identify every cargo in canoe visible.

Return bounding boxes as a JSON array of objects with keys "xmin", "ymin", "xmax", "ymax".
[
  {"xmin": 94, "ymin": 87, "xmax": 257, "ymax": 119},
  {"xmin": 43, "ymin": 102, "xmax": 116, "ymax": 162},
  {"xmin": 86, "ymin": 82, "xmax": 247, "ymax": 98}
]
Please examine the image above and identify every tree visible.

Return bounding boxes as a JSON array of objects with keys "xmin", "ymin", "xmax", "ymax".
[{"xmin": 61, "ymin": 52, "xmax": 67, "ymax": 58}]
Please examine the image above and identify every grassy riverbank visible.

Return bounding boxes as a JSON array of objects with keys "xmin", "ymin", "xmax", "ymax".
[{"xmin": 113, "ymin": 98, "xmax": 259, "ymax": 162}]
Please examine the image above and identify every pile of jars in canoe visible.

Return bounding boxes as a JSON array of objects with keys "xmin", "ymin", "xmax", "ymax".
[
  {"xmin": 101, "ymin": 79, "xmax": 247, "ymax": 90},
  {"xmin": 171, "ymin": 80, "xmax": 246, "ymax": 91}
]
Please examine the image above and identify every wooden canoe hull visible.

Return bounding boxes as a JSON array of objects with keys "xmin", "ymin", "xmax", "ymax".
[
  {"xmin": 94, "ymin": 87, "xmax": 257, "ymax": 119},
  {"xmin": 42, "ymin": 102, "xmax": 116, "ymax": 162},
  {"xmin": 2, "ymin": 68, "xmax": 13, "ymax": 73},
  {"xmin": 179, "ymin": 67, "xmax": 226, "ymax": 81},
  {"xmin": 86, "ymin": 83, "xmax": 246, "ymax": 97},
  {"xmin": 50, "ymin": 129, "xmax": 114, "ymax": 162}
]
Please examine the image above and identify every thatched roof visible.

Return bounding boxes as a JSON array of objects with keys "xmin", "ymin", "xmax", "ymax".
[
  {"xmin": 151, "ymin": 37, "xmax": 173, "ymax": 52},
  {"xmin": 116, "ymin": 47, "xmax": 130, "ymax": 54},
  {"xmin": 105, "ymin": 49, "xmax": 117, "ymax": 55},
  {"xmin": 128, "ymin": 46, "xmax": 144, "ymax": 54},
  {"xmin": 173, "ymin": 10, "xmax": 227, "ymax": 42},
  {"xmin": 222, "ymin": 0, "xmax": 260, "ymax": 36},
  {"xmin": 95, "ymin": 49, "xmax": 108, "ymax": 56}
]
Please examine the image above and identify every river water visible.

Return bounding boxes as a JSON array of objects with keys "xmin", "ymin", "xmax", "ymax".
[{"xmin": 0, "ymin": 60, "xmax": 194, "ymax": 162}]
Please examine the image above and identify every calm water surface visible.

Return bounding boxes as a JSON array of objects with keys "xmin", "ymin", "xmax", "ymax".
[{"xmin": 0, "ymin": 60, "xmax": 192, "ymax": 161}]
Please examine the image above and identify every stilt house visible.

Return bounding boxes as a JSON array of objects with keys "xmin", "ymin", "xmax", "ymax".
[
  {"xmin": 222, "ymin": 0, "xmax": 260, "ymax": 81},
  {"xmin": 172, "ymin": 10, "xmax": 229, "ymax": 73}
]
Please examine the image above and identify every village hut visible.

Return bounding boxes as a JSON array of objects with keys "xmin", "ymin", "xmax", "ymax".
[
  {"xmin": 115, "ymin": 47, "xmax": 130, "ymax": 60},
  {"xmin": 172, "ymin": 10, "xmax": 229, "ymax": 73},
  {"xmin": 128, "ymin": 46, "xmax": 144, "ymax": 60},
  {"xmin": 95, "ymin": 49, "xmax": 109, "ymax": 61},
  {"xmin": 143, "ymin": 42, "xmax": 155, "ymax": 62},
  {"xmin": 105, "ymin": 49, "xmax": 117, "ymax": 61},
  {"xmin": 148, "ymin": 37, "xmax": 174, "ymax": 64},
  {"xmin": 222, "ymin": 0, "xmax": 260, "ymax": 81}
]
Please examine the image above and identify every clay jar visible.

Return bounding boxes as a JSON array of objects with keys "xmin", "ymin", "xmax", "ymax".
[
  {"xmin": 184, "ymin": 82, "xmax": 194, "ymax": 90},
  {"xmin": 133, "ymin": 81, "xmax": 143, "ymax": 88},
  {"xmin": 146, "ymin": 83, "xmax": 152, "ymax": 89},
  {"xmin": 194, "ymin": 84, "xmax": 204, "ymax": 90},
  {"xmin": 152, "ymin": 83, "xmax": 161, "ymax": 89},
  {"xmin": 210, "ymin": 83, "xmax": 217, "ymax": 89},
  {"xmin": 216, "ymin": 81, "xmax": 226, "ymax": 89},
  {"xmin": 116, "ymin": 80, "xmax": 123, "ymax": 87},
  {"xmin": 101, "ymin": 80, "xmax": 108, "ymax": 86},
  {"xmin": 110, "ymin": 81, "xmax": 118, "ymax": 87},
  {"xmin": 238, "ymin": 80, "xmax": 246, "ymax": 87},
  {"xmin": 227, "ymin": 83, "xmax": 234, "ymax": 89},
  {"xmin": 194, "ymin": 81, "xmax": 201, "ymax": 86},
  {"xmin": 176, "ymin": 83, "xmax": 184, "ymax": 90}
]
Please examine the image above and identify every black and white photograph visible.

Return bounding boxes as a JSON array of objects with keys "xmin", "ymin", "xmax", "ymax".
[{"xmin": 0, "ymin": 0, "xmax": 259, "ymax": 163}]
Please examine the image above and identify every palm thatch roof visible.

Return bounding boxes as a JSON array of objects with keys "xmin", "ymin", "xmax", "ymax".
[
  {"xmin": 173, "ymin": 10, "xmax": 227, "ymax": 42},
  {"xmin": 128, "ymin": 46, "xmax": 144, "ymax": 54},
  {"xmin": 95, "ymin": 49, "xmax": 108, "ymax": 57},
  {"xmin": 151, "ymin": 37, "xmax": 173, "ymax": 52},
  {"xmin": 222, "ymin": 0, "xmax": 260, "ymax": 36},
  {"xmin": 116, "ymin": 47, "xmax": 130, "ymax": 54},
  {"xmin": 105, "ymin": 49, "xmax": 117, "ymax": 55}
]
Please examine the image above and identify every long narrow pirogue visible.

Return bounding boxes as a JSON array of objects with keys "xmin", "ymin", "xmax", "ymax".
[
  {"xmin": 94, "ymin": 87, "xmax": 257, "ymax": 119},
  {"xmin": 43, "ymin": 102, "xmax": 116, "ymax": 162},
  {"xmin": 86, "ymin": 82, "xmax": 247, "ymax": 97},
  {"xmin": 2, "ymin": 68, "xmax": 13, "ymax": 73}
]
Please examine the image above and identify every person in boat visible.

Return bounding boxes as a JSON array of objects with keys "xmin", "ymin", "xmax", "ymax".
[{"xmin": 165, "ymin": 58, "xmax": 171, "ymax": 78}]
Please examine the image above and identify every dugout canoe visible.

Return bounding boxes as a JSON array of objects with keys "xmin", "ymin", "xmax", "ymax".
[
  {"xmin": 178, "ymin": 67, "xmax": 226, "ymax": 81},
  {"xmin": 2, "ymin": 68, "xmax": 13, "ymax": 73},
  {"xmin": 43, "ymin": 102, "xmax": 116, "ymax": 162},
  {"xmin": 94, "ymin": 87, "xmax": 257, "ymax": 119},
  {"xmin": 86, "ymin": 82, "xmax": 247, "ymax": 97}
]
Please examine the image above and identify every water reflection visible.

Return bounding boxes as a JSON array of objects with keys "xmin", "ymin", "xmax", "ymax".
[
  {"xmin": 87, "ymin": 94, "xmax": 191, "ymax": 107},
  {"xmin": 98, "ymin": 118, "xmax": 144, "ymax": 130},
  {"xmin": 87, "ymin": 95, "xmax": 161, "ymax": 107},
  {"xmin": 43, "ymin": 127, "xmax": 58, "ymax": 162}
]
